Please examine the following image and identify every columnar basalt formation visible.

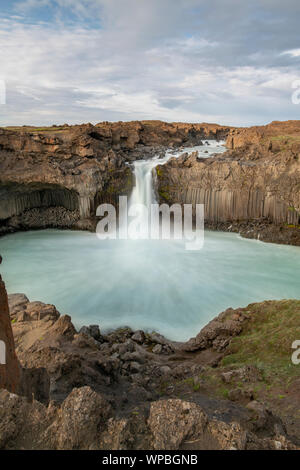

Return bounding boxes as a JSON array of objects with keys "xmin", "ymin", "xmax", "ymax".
[
  {"xmin": 0, "ymin": 131, "xmax": 133, "ymax": 233},
  {"xmin": 0, "ymin": 121, "xmax": 231, "ymax": 235},
  {"xmin": 156, "ymin": 121, "xmax": 300, "ymax": 245},
  {"xmin": 0, "ymin": 258, "xmax": 20, "ymax": 392}
]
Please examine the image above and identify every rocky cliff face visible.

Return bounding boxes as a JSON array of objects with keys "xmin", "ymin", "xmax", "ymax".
[
  {"xmin": 2, "ymin": 119, "xmax": 300, "ymax": 243},
  {"xmin": 0, "ymin": 121, "xmax": 231, "ymax": 235},
  {"xmin": 0, "ymin": 126, "xmax": 133, "ymax": 234},
  {"xmin": 226, "ymin": 120, "xmax": 300, "ymax": 150},
  {"xmin": 156, "ymin": 121, "xmax": 300, "ymax": 245},
  {"xmin": 0, "ymin": 258, "xmax": 20, "ymax": 392}
]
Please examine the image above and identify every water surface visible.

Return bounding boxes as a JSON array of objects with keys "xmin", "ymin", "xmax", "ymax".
[{"xmin": 0, "ymin": 229, "xmax": 299, "ymax": 341}]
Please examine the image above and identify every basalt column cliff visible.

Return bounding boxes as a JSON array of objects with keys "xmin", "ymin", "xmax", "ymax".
[{"xmin": 156, "ymin": 120, "xmax": 300, "ymax": 245}]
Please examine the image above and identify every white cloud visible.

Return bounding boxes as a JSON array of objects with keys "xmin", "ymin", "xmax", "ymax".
[
  {"xmin": 281, "ymin": 48, "xmax": 300, "ymax": 58},
  {"xmin": 15, "ymin": 0, "xmax": 51, "ymax": 13},
  {"xmin": 0, "ymin": 1, "xmax": 299, "ymax": 126}
]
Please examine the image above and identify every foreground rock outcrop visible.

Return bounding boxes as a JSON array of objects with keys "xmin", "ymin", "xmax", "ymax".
[
  {"xmin": 156, "ymin": 120, "xmax": 300, "ymax": 245},
  {"xmin": 0, "ymin": 290, "xmax": 298, "ymax": 450},
  {"xmin": 0, "ymin": 386, "xmax": 297, "ymax": 450}
]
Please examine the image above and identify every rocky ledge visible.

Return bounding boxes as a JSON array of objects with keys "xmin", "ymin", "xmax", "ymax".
[
  {"xmin": 156, "ymin": 120, "xmax": 300, "ymax": 246},
  {"xmin": 0, "ymin": 121, "xmax": 230, "ymax": 236},
  {"xmin": 0, "ymin": 274, "xmax": 299, "ymax": 450}
]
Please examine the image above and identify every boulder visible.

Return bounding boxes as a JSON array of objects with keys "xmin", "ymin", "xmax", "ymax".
[
  {"xmin": 79, "ymin": 324, "xmax": 101, "ymax": 341},
  {"xmin": 0, "ymin": 389, "xmax": 50, "ymax": 449},
  {"xmin": 148, "ymin": 399, "xmax": 247, "ymax": 450},
  {"xmin": 8, "ymin": 293, "xmax": 29, "ymax": 314},
  {"xmin": 47, "ymin": 386, "xmax": 111, "ymax": 450},
  {"xmin": 148, "ymin": 399, "xmax": 208, "ymax": 449},
  {"xmin": 152, "ymin": 344, "xmax": 163, "ymax": 354},
  {"xmin": 182, "ymin": 309, "xmax": 245, "ymax": 352},
  {"xmin": 222, "ymin": 365, "xmax": 262, "ymax": 384},
  {"xmin": 131, "ymin": 330, "xmax": 145, "ymax": 344}
]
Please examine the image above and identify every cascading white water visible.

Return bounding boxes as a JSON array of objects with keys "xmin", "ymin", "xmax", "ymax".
[
  {"xmin": 1, "ymin": 140, "xmax": 300, "ymax": 341},
  {"xmin": 128, "ymin": 151, "xmax": 180, "ymax": 239},
  {"xmin": 126, "ymin": 159, "xmax": 157, "ymax": 239},
  {"xmin": 129, "ymin": 160, "xmax": 156, "ymax": 208},
  {"xmin": 128, "ymin": 141, "xmax": 226, "ymax": 230}
]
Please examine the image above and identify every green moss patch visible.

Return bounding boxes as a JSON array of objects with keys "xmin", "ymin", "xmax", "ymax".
[
  {"xmin": 221, "ymin": 300, "xmax": 300, "ymax": 385},
  {"xmin": 267, "ymin": 135, "xmax": 300, "ymax": 151}
]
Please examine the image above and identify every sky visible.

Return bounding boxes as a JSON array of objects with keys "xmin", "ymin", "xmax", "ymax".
[{"xmin": 0, "ymin": 0, "xmax": 299, "ymax": 126}]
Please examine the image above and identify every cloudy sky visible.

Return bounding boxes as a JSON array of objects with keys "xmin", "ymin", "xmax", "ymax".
[{"xmin": 0, "ymin": 0, "xmax": 299, "ymax": 126}]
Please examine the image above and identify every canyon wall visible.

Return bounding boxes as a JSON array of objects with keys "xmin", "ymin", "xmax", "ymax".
[
  {"xmin": 2, "ymin": 119, "xmax": 300, "ymax": 243},
  {"xmin": 0, "ymin": 127, "xmax": 134, "ymax": 233},
  {"xmin": 0, "ymin": 258, "xmax": 20, "ymax": 392},
  {"xmin": 176, "ymin": 187, "xmax": 298, "ymax": 226},
  {"xmin": 156, "ymin": 121, "xmax": 300, "ymax": 244},
  {"xmin": 156, "ymin": 153, "xmax": 300, "ymax": 225},
  {"xmin": 0, "ymin": 121, "xmax": 230, "ymax": 234}
]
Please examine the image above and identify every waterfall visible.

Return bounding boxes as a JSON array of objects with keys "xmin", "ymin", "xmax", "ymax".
[
  {"xmin": 126, "ymin": 141, "xmax": 226, "ymax": 239},
  {"xmin": 126, "ymin": 159, "xmax": 157, "ymax": 239},
  {"xmin": 129, "ymin": 141, "xmax": 226, "ymax": 209},
  {"xmin": 129, "ymin": 159, "xmax": 157, "ymax": 208}
]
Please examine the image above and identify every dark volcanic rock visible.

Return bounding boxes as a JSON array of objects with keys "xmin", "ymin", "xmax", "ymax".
[
  {"xmin": 182, "ymin": 307, "xmax": 246, "ymax": 353},
  {"xmin": 79, "ymin": 324, "xmax": 102, "ymax": 342}
]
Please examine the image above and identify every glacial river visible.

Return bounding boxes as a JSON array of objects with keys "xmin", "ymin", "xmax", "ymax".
[{"xmin": 0, "ymin": 141, "xmax": 300, "ymax": 341}]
